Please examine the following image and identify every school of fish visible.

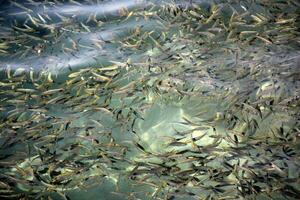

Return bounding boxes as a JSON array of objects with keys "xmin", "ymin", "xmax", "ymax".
[{"xmin": 0, "ymin": 0, "xmax": 300, "ymax": 199}]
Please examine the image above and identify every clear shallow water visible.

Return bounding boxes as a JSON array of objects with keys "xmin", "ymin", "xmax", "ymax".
[{"xmin": 0, "ymin": 0, "xmax": 300, "ymax": 200}]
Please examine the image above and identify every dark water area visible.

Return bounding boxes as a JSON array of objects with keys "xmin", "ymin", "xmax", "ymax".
[{"xmin": 0, "ymin": 0, "xmax": 300, "ymax": 200}]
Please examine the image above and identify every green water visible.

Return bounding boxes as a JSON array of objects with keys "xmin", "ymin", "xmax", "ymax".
[{"xmin": 0, "ymin": 0, "xmax": 300, "ymax": 199}]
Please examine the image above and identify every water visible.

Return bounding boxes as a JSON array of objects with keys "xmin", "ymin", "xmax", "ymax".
[{"xmin": 0, "ymin": 0, "xmax": 300, "ymax": 199}]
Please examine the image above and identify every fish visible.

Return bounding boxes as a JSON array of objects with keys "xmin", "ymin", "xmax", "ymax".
[
  {"xmin": 167, "ymin": 141, "xmax": 188, "ymax": 147},
  {"xmin": 11, "ymin": 1, "xmax": 33, "ymax": 13},
  {"xmin": 42, "ymin": 88, "xmax": 64, "ymax": 95},
  {"xmin": 81, "ymin": 22, "xmax": 91, "ymax": 32},
  {"xmin": 26, "ymin": 14, "xmax": 39, "ymax": 26},
  {"xmin": 255, "ymin": 35, "xmax": 273, "ymax": 45},
  {"xmin": 16, "ymin": 88, "xmax": 36, "ymax": 93},
  {"xmin": 134, "ymin": 142, "xmax": 150, "ymax": 155}
]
